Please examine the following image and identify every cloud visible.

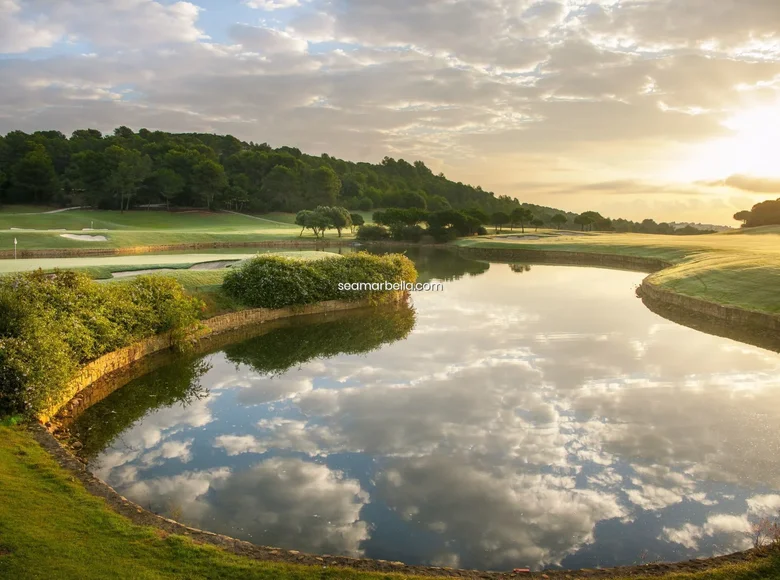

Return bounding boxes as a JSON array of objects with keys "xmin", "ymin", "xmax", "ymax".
[
  {"xmin": 3, "ymin": 0, "xmax": 780, "ymax": 222},
  {"xmin": 229, "ymin": 24, "xmax": 308, "ymax": 54},
  {"xmin": 246, "ymin": 0, "xmax": 301, "ymax": 10},
  {"xmin": 720, "ymin": 174, "xmax": 780, "ymax": 194},
  {"xmin": 0, "ymin": 0, "xmax": 62, "ymax": 53}
]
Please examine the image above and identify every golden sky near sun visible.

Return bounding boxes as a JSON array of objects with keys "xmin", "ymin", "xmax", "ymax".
[{"xmin": 2, "ymin": 0, "xmax": 780, "ymax": 225}]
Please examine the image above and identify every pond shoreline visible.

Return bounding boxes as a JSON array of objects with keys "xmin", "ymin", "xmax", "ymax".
[
  {"xmin": 23, "ymin": 420, "xmax": 778, "ymax": 578},
  {"xmin": 26, "ymin": 247, "xmax": 780, "ymax": 578},
  {"xmin": 450, "ymin": 245, "xmax": 780, "ymax": 352}
]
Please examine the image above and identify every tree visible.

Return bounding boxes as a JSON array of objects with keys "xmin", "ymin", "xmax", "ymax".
[
  {"xmin": 305, "ymin": 207, "xmax": 332, "ymax": 238},
  {"xmin": 104, "ymin": 146, "xmax": 152, "ymax": 212},
  {"xmin": 192, "ymin": 159, "xmax": 227, "ymax": 210},
  {"xmin": 734, "ymin": 210, "xmax": 752, "ymax": 227},
  {"xmin": 531, "ymin": 218, "xmax": 544, "ymax": 231},
  {"xmin": 427, "ymin": 195, "xmax": 451, "ymax": 211},
  {"xmin": 306, "ymin": 166, "xmax": 341, "ymax": 206},
  {"xmin": 9, "ymin": 146, "xmax": 58, "ymax": 204},
  {"xmin": 463, "ymin": 207, "xmax": 489, "ymax": 225},
  {"xmin": 152, "ymin": 168, "xmax": 184, "ymax": 210},
  {"xmin": 357, "ymin": 197, "xmax": 373, "ymax": 211},
  {"xmin": 491, "ymin": 211, "xmax": 510, "ymax": 233},
  {"xmin": 550, "ymin": 213, "xmax": 567, "ymax": 229},
  {"xmin": 295, "ymin": 210, "xmax": 313, "ymax": 236},
  {"xmin": 323, "ymin": 206, "xmax": 352, "ymax": 237},
  {"xmin": 574, "ymin": 214, "xmax": 594, "ymax": 231},
  {"xmin": 510, "ymin": 207, "xmax": 533, "ymax": 232},
  {"xmin": 350, "ymin": 212, "xmax": 365, "ymax": 233}
]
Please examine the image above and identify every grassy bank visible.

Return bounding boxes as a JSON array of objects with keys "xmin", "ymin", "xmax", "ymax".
[
  {"xmin": 456, "ymin": 227, "xmax": 780, "ymax": 315},
  {"xmin": 0, "ymin": 424, "xmax": 416, "ymax": 580},
  {"xmin": 1, "ymin": 424, "xmax": 779, "ymax": 580}
]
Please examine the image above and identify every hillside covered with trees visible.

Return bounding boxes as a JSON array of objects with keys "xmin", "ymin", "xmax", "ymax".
[
  {"xmin": 0, "ymin": 127, "xmax": 532, "ymax": 216},
  {"xmin": 0, "ymin": 126, "xmax": 729, "ymax": 235}
]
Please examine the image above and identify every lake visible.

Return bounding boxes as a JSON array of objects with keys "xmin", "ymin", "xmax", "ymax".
[{"xmin": 72, "ymin": 248, "xmax": 780, "ymax": 572}]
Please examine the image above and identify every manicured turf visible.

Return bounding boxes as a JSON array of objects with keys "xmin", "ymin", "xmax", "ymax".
[
  {"xmin": 0, "ymin": 209, "xmax": 353, "ymax": 250},
  {"xmin": 457, "ymin": 228, "xmax": 780, "ymax": 314},
  {"xmin": 1, "ymin": 424, "xmax": 779, "ymax": 580}
]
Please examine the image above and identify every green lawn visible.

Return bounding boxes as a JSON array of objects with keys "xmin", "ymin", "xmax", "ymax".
[
  {"xmin": 0, "ymin": 209, "xmax": 355, "ymax": 250},
  {"xmin": 1, "ymin": 424, "xmax": 779, "ymax": 580},
  {"xmin": 457, "ymin": 228, "xmax": 780, "ymax": 314}
]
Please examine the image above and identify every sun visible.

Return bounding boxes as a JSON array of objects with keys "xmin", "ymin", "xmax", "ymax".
[{"xmin": 664, "ymin": 100, "xmax": 780, "ymax": 182}]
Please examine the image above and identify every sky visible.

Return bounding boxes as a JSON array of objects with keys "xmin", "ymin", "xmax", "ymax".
[{"xmin": 2, "ymin": 0, "xmax": 780, "ymax": 224}]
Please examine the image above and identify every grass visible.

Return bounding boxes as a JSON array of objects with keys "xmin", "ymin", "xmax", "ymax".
[
  {"xmin": 0, "ymin": 209, "xmax": 356, "ymax": 250},
  {"xmin": 457, "ymin": 228, "xmax": 780, "ymax": 314},
  {"xmin": 1, "ymin": 424, "xmax": 779, "ymax": 580},
  {"xmin": 0, "ymin": 250, "xmax": 345, "ymax": 275},
  {"xmin": 0, "ymin": 424, "xmax": 419, "ymax": 580}
]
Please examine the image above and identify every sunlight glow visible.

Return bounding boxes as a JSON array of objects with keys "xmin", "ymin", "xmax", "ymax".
[{"xmin": 665, "ymin": 100, "xmax": 780, "ymax": 181}]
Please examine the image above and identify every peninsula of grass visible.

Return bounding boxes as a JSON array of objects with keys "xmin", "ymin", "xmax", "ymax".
[
  {"xmin": 455, "ymin": 227, "xmax": 780, "ymax": 316},
  {"xmin": 0, "ymin": 252, "xmax": 415, "ymax": 419}
]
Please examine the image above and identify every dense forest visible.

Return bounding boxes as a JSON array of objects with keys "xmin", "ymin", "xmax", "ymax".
[
  {"xmin": 0, "ymin": 126, "xmax": 530, "ymax": 215},
  {"xmin": 0, "ymin": 126, "xmax": 742, "ymax": 234}
]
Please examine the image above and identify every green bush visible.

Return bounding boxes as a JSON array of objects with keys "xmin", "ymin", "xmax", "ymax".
[
  {"xmin": 356, "ymin": 224, "xmax": 390, "ymax": 241},
  {"xmin": 222, "ymin": 255, "xmax": 325, "ymax": 309},
  {"xmin": 0, "ymin": 270, "xmax": 203, "ymax": 417},
  {"xmin": 222, "ymin": 252, "xmax": 418, "ymax": 308}
]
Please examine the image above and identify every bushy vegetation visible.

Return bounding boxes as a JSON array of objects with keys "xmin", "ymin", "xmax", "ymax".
[
  {"xmin": 0, "ymin": 270, "xmax": 203, "ymax": 416},
  {"xmin": 356, "ymin": 224, "xmax": 390, "ymax": 241},
  {"xmin": 222, "ymin": 253, "xmax": 417, "ymax": 309}
]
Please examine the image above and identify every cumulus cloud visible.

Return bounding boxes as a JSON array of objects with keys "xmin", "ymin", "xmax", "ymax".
[{"xmin": 3, "ymin": 0, "xmax": 780, "ymax": 221}]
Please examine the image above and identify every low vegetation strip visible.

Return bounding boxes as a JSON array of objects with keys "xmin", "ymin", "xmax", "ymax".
[{"xmin": 222, "ymin": 252, "xmax": 417, "ymax": 309}]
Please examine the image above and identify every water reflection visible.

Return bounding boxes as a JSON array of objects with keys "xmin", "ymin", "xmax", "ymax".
[{"xmin": 73, "ymin": 251, "xmax": 780, "ymax": 572}]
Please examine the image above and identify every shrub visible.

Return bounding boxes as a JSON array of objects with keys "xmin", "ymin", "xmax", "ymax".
[
  {"xmin": 0, "ymin": 270, "xmax": 203, "ymax": 417},
  {"xmin": 222, "ymin": 255, "xmax": 325, "ymax": 309},
  {"xmin": 391, "ymin": 224, "xmax": 425, "ymax": 242},
  {"xmin": 222, "ymin": 253, "xmax": 418, "ymax": 307},
  {"xmin": 356, "ymin": 224, "xmax": 390, "ymax": 241}
]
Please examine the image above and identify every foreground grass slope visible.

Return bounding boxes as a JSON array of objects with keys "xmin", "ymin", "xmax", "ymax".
[
  {"xmin": 1, "ymin": 424, "xmax": 779, "ymax": 580},
  {"xmin": 457, "ymin": 228, "xmax": 780, "ymax": 314}
]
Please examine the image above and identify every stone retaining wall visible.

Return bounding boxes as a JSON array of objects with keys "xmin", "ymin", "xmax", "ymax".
[
  {"xmin": 638, "ymin": 279, "xmax": 780, "ymax": 332},
  {"xmin": 39, "ymin": 298, "xmax": 374, "ymax": 423}
]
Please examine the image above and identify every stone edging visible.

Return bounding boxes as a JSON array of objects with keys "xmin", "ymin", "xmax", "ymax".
[{"xmin": 39, "ymin": 298, "xmax": 377, "ymax": 423}]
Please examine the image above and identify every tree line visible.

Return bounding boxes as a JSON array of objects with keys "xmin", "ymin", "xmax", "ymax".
[
  {"xmin": 0, "ymin": 126, "xmax": 724, "ymax": 234},
  {"xmin": 0, "ymin": 126, "xmax": 534, "ymax": 215}
]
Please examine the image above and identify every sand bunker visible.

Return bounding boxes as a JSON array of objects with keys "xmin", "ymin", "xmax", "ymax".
[
  {"xmin": 189, "ymin": 260, "xmax": 240, "ymax": 270},
  {"xmin": 60, "ymin": 234, "xmax": 108, "ymax": 242},
  {"xmin": 111, "ymin": 268, "xmax": 178, "ymax": 278}
]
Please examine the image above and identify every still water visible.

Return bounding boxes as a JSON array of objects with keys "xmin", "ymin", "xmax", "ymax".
[{"xmin": 73, "ymin": 249, "xmax": 780, "ymax": 572}]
